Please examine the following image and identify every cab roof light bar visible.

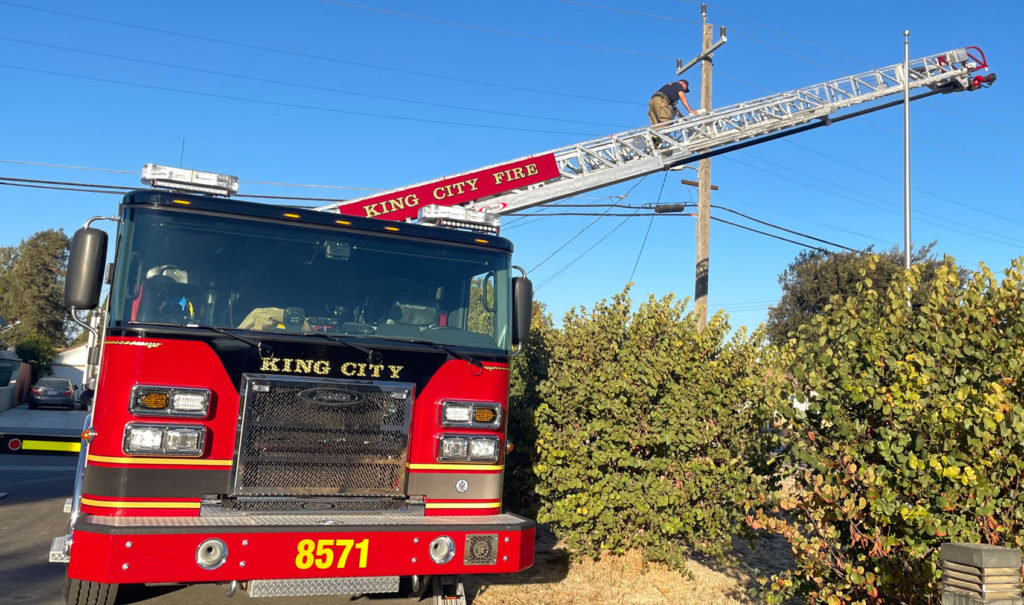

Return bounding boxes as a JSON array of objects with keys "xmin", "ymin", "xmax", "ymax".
[
  {"xmin": 141, "ymin": 164, "xmax": 240, "ymax": 197},
  {"xmin": 417, "ymin": 205, "xmax": 501, "ymax": 235}
]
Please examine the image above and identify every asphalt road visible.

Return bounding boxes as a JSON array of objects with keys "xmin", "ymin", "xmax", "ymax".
[{"xmin": 0, "ymin": 453, "xmax": 435, "ymax": 605}]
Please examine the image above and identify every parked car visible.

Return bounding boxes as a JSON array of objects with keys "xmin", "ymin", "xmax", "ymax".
[{"xmin": 27, "ymin": 377, "xmax": 75, "ymax": 410}]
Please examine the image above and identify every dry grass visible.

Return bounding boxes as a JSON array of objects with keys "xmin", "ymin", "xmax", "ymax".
[{"xmin": 463, "ymin": 527, "xmax": 795, "ymax": 605}]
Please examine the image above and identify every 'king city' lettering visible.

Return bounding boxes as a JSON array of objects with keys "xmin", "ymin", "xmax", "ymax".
[
  {"xmin": 432, "ymin": 178, "xmax": 479, "ymax": 201},
  {"xmin": 362, "ymin": 194, "xmax": 419, "ymax": 218},
  {"xmin": 260, "ymin": 357, "xmax": 404, "ymax": 379}
]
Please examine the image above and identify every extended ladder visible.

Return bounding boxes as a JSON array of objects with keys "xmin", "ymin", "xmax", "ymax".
[{"xmin": 318, "ymin": 47, "xmax": 991, "ymax": 217}]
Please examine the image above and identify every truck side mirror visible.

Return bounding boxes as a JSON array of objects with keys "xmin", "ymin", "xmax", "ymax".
[
  {"xmin": 511, "ymin": 276, "xmax": 533, "ymax": 346},
  {"xmin": 65, "ymin": 228, "xmax": 108, "ymax": 310}
]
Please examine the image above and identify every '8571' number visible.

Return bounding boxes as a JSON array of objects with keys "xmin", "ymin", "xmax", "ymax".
[{"xmin": 295, "ymin": 538, "xmax": 369, "ymax": 570}]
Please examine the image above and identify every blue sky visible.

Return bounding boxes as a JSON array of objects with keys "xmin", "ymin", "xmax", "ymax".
[{"xmin": 2, "ymin": 0, "xmax": 1021, "ymax": 330}]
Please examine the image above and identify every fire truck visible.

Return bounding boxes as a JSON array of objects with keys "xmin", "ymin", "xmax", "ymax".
[{"xmin": 51, "ymin": 46, "xmax": 991, "ymax": 604}]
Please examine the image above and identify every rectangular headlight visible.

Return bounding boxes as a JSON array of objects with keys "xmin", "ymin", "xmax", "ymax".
[
  {"xmin": 440, "ymin": 401, "xmax": 502, "ymax": 429},
  {"xmin": 468, "ymin": 437, "xmax": 500, "ymax": 462},
  {"xmin": 439, "ymin": 436, "xmax": 469, "ymax": 461},
  {"xmin": 131, "ymin": 385, "xmax": 211, "ymax": 418},
  {"xmin": 123, "ymin": 424, "xmax": 206, "ymax": 457},
  {"xmin": 438, "ymin": 435, "xmax": 500, "ymax": 463}
]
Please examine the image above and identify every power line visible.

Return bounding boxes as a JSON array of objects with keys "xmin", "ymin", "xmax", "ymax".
[
  {"xmin": 0, "ymin": 63, "xmax": 598, "ymax": 138},
  {"xmin": 555, "ymin": 0, "xmax": 700, "ymax": 24},
  {"xmin": 629, "ymin": 172, "xmax": 668, "ymax": 283},
  {"xmin": 0, "ymin": 176, "xmax": 342, "ymax": 204},
  {"xmin": 774, "ymin": 137, "xmax": 1024, "ymax": 225},
  {"xmin": 711, "ymin": 204, "xmax": 858, "ymax": 251},
  {"xmin": 535, "ymin": 213, "xmax": 637, "ymax": 291},
  {"xmin": 722, "ymin": 154, "xmax": 1023, "ymax": 248},
  {"xmin": 519, "ymin": 210, "xmax": 849, "ymax": 251},
  {"xmin": 710, "ymin": 215, "xmax": 828, "ymax": 251},
  {"xmin": 0, "ymin": 181, "xmax": 122, "ymax": 195},
  {"xmin": 0, "ymin": 159, "xmax": 379, "ymax": 192},
  {"xmin": 0, "ymin": 36, "xmax": 625, "ymax": 130},
  {"xmin": 320, "ymin": 0, "xmax": 677, "ymax": 60},
  {"xmin": 0, "ymin": 1, "xmax": 637, "ymax": 106},
  {"xmin": 527, "ymin": 178, "xmax": 648, "ymax": 274}
]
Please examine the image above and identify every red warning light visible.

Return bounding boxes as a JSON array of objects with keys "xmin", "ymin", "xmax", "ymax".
[{"xmin": 8, "ymin": 438, "xmax": 22, "ymax": 451}]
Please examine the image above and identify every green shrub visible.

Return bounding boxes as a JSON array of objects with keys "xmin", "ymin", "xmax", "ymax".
[
  {"xmin": 504, "ymin": 301, "xmax": 556, "ymax": 517},
  {"xmin": 753, "ymin": 257, "xmax": 1024, "ymax": 604},
  {"xmin": 534, "ymin": 288, "xmax": 777, "ymax": 570}
]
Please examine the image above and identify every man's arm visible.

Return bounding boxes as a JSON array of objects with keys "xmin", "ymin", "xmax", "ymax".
[{"xmin": 677, "ymin": 92, "xmax": 698, "ymax": 115}]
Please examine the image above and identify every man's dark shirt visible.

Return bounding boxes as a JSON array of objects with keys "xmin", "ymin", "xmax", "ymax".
[{"xmin": 655, "ymin": 81, "xmax": 686, "ymax": 106}]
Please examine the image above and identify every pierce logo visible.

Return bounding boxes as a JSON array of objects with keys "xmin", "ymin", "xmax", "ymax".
[
  {"xmin": 298, "ymin": 388, "xmax": 365, "ymax": 407},
  {"xmin": 477, "ymin": 202, "xmax": 508, "ymax": 213}
]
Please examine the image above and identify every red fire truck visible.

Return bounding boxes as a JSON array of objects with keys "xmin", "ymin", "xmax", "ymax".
[
  {"xmin": 53, "ymin": 165, "xmax": 535, "ymax": 604},
  {"xmin": 51, "ymin": 46, "xmax": 993, "ymax": 604}
]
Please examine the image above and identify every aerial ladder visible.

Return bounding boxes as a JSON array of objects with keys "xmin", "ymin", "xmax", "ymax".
[{"xmin": 316, "ymin": 47, "xmax": 993, "ymax": 222}]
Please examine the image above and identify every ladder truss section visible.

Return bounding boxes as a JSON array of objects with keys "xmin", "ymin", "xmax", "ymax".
[
  {"xmin": 471, "ymin": 47, "xmax": 984, "ymax": 215},
  {"xmin": 317, "ymin": 48, "xmax": 986, "ymax": 218}
]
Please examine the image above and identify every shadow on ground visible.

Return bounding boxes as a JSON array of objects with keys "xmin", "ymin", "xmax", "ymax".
[
  {"xmin": 692, "ymin": 531, "xmax": 800, "ymax": 604},
  {"xmin": 463, "ymin": 525, "xmax": 570, "ymax": 602}
]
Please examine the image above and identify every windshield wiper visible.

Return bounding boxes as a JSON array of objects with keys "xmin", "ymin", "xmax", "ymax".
[
  {"xmin": 184, "ymin": 324, "xmax": 266, "ymax": 352},
  {"xmin": 302, "ymin": 332, "xmax": 375, "ymax": 358},
  {"xmin": 372, "ymin": 336, "xmax": 481, "ymax": 369},
  {"xmin": 188, "ymin": 324, "xmax": 376, "ymax": 361}
]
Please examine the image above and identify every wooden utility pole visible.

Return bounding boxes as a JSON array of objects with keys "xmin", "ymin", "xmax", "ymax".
[{"xmin": 694, "ymin": 6, "xmax": 714, "ymax": 332}]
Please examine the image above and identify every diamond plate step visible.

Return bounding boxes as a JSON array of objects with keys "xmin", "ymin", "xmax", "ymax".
[
  {"xmin": 248, "ymin": 576, "xmax": 399, "ymax": 598},
  {"xmin": 49, "ymin": 535, "xmax": 70, "ymax": 563}
]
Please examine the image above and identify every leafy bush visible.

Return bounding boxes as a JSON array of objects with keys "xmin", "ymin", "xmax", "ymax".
[
  {"xmin": 504, "ymin": 301, "xmax": 556, "ymax": 517},
  {"xmin": 534, "ymin": 288, "xmax": 777, "ymax": 570},
  {"xmin": 753, "ymin": 257, "xmax": 1024, "ymax": 604}
]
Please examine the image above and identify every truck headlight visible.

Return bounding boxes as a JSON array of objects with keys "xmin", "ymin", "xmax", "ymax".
[
  {"xmin": 440, "ymin": 401, "xmax": 502, "ymax": 428},
  {"xmin": 438, "ymin": 435, "xmax": 500, "ymax": 463},
  {"xmin": 131, "ymin": 385, "xmax": 212, "ymax": 418},
  {"xmin": 439, "ymin": 437, "xmax": 469, "ymax": 461},
  {"xmin": 124, "ymin": 424, "xmax": 206, "ymax": 457},
  {"xmin": 468, "ymin": 437, "xmax": 499, "ymax": 461}
]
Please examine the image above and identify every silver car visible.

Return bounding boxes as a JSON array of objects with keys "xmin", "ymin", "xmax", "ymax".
[{"xmin": 28, "ymin": 377, "xmax": 75, "ymax": 410}]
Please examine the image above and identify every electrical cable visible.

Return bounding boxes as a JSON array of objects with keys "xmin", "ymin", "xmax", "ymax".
[
  {"xmin": 0, "ymin": 36, "xmax": 624, "ymax": 130},
  {"xmin": 527, "ymin": 177, "xmax": 648, "ymax": 273},
  {"xmin": 772, "ymin": 138, "xmax": 1023, "ymax": 225},
  {"xmin": 0, "ymin": 63, "xmax": 598, "ymax": 138},
  {"xmin": 710, "ymin": 215, "xmax": 827, "ymax": 252},
  {"xmin": 555, "ymin": 0, "xmax": 699, "ymax": 24},
  {"xmin": 711, "ymin": 204, "xmax": 858, "ymax": 251},
  {"xmin": 535, "ymin": 212, "xmax": 638, "ymax": 291},
  {"xmin": 320, "ymin": 0, "xmax": 676, "ymax": 60},
  {"xmin": 721, "ymin": 154, "xmax": 1022, "ymax": 247},
  {"xmin": 0, "ymin": 181, "xmax": 122, "ymax": 195},
  {"xmin": 516, "ymin": 209, "xmax": 849, "ymax": 252},
  {"xmin": 0, "ymin": 159, "xmax": 377, "ymax": 192},
  {"xmin": 0, "ymin": 176, "xmax": 341, "ymax": 204},
  {"xmin": 0, "ymin": 1, "xmax": 637, "ymax": 106},
  {"xmin": 629, "ymin": 172, "xmax": 668, "ymax": 283}
]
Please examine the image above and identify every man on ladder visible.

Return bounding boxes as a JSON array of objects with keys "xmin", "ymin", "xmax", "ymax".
[{"xmin": 648, "ymin": 79, "xmax": 698, "ymax": 124}]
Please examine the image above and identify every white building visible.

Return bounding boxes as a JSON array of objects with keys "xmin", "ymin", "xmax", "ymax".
[{"xmin": 51, "ymin": 344, "xmax": 88, "ymax": 388}]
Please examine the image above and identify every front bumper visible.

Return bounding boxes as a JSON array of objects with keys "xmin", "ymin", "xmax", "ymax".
[{"xmin": 65, "ymin": 511, "xmax": 535, "ymax": 585}]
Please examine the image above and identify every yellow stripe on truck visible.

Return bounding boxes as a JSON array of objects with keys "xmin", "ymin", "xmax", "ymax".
[
  {"xmin": 87, "ymin": 454, "xmax": 232, "ymax": 466},
  {"xmin": 80, "ymin": 497, "xmax": 201, "ymax": 509},
  {"xmin": 22, "ymin": 440, "xmax": 81, "ymax": 453}
]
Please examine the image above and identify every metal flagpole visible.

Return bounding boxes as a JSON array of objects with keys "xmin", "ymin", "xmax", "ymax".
[{"xmin": 903, "ymin": 30, "xmax": 912, "ymax": 269}]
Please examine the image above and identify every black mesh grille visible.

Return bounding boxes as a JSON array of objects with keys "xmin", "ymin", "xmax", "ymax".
[
  {"xmin": 223, "ymin": 497, "xmax": 416, "ymax": 514},
  {"xmin": 234, "ymin": 375, "xmax": 414, "ymax": 497}
]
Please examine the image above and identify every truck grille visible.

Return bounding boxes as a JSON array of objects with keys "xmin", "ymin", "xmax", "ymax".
[{"xmin": 233, "ymin": 374, "xmax": 415, "ymax": 497}]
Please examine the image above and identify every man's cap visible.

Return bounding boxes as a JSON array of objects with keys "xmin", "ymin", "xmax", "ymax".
[{"xmin": 679, "ymin": 79, "xmax": 690, "ymax": 90}]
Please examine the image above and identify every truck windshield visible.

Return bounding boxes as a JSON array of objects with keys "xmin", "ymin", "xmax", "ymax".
[{"xmin": 109, "ymin": 207, "xmax": 512, "ymax": 351}]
